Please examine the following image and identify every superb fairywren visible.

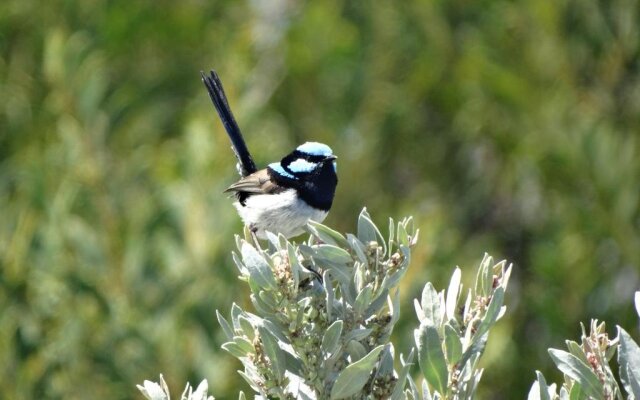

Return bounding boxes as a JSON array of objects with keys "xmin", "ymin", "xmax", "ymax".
[{"xmin": 201, "ymin": 70, "xmax": 338, "ymax": 239}]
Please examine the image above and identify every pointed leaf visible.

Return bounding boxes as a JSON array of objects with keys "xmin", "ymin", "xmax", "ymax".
[
  {"xmin": 241, "ymin": 242, "xmax": 277, "ymax": 290},
  {"xmin": 444, "ymin": 323, "xmax": 462, "ymax": 365},
  {"xmin": 307, "ymin": 220, "xmax": 348, "ymax": 247},
  {"xmin": 322, "ymin": 320, "xmax": 343, "ymax": 355},
  {"xmin": 474, "ymin": 287, "xmax": 504, "ymax": 341},
  {"xmin": 415, "ymin": 322, "xmax": 448, "ymax": 395},
  {"xmin": 330, "ymin": 345, "xmax": 384, "ymax": 399},
  {"xmin": 313, "ymin": 244, "xmax": 353, "ymax": 265},
  {"xmin": 446, "ymin": 268, "xmax": 462, "ymax": 320},
  {"xmin": 421, "ymin": 283, "xmax": 443, "ymax": 328},
  {"xmin": 548, "ymin": 349, "xmax": 602, "ymax": 398},
  {"xmin": 216, "ymin": 310, "xmax": 234, "ymax": 340},
  {"xmin": 391, "ymin": 350, "xmax": 415, "ymax": 400},
  {"xmin": 258, "ymin": 326, "xmax": 285, "ymax": 380},
  {"xmin": 618, "ymin": 326, "xmax": 640, "ymax": 398},
  {"xmin": 357, "ymin": 208, "xmax": 385, "ymax": 254}
]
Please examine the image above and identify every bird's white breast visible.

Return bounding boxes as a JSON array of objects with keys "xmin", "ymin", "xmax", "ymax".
[{"xmin": 234, "ymin": 189, "xmax": 328, "ymax": 239}]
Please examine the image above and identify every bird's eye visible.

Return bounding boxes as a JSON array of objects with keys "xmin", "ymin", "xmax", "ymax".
[{"xmin": 288, "ymin": 158, "xmax": 318, "ymax": 173}]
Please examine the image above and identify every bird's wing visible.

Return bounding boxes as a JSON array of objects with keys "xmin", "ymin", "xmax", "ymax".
[{"xmin": 224, "ymin": 169, "xmax": 285, "ymax": 195}]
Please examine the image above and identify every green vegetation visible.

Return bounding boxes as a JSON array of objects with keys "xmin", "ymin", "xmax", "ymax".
[{"xmin": 1, "ymin": 0, "xmax": 639, "ymax": 398}]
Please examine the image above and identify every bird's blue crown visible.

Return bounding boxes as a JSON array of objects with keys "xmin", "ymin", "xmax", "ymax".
[{"xmin": 296, "ymin": 142, "xmax": 333, "ymax": 157}]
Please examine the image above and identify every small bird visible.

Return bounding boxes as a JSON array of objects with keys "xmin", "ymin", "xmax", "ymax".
[{"xmin": 201, "ymin": 70, "xmax": 338, "ymax": 239}]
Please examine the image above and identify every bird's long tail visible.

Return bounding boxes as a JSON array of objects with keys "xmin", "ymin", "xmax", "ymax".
[{"xmin": 201, "ymin": 70, "xmax": 257, "ymax": 177}]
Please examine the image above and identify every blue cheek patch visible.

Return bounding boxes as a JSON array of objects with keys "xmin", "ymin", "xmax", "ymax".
[
  {"xmin": 332, "ymin": 160, "xmax": 337, "ymax": 172},
  {"xmin": 288, "ymin": 158, "xmax": 317, "ymax": 173},
  {"xmin": 269, "ymin": 162, "xmax": 296, "ymax": 179},
  {"xmin": 297, "ymin": 142, "xmax": 333, "ymax": 157}
]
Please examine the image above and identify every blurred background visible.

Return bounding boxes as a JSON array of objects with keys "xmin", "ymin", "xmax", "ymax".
[{"xmin": 1, "ymin": 0, "xmax": 639, "ymax": 398}]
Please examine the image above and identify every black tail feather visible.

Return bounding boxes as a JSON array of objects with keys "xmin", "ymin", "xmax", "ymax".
[{"xmin": 201, "ymin": 70, "xmax": 257, "ymax": 176}]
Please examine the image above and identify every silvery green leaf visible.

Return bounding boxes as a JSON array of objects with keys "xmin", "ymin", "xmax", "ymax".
[
  {"xmin": 183, "ymin": 379, "xmax": 213, "ymax": 400},
  {"xmin": 532, "ymin": 371, "xmax": 551, "ymax": 400},
  {"xmin": 470, "ymin": 369, "xmax": 484, "ymax": 394},
  {"xmin": 390, "ymin": 289, "xmax": 401, "ymax": 325},
  {"xmin": 232, "ymin": 251, "xmax": 248, "ymax": 276},
  {"xmin": 231, "ymin": 303, "xmax": 244, "ymax": 330},
  {"xmin": 568, "ymin": 382, "xmax": 587, "ymax": 400},
  {"xmin": 415, "ymin": 322, "xmax": 448, "ymax": 395},
  {"xmin": 233, "ymin": 336, "xmax": 255, "ymax": 354},
  {"xmin": 354, "ymin": 262, "xmax": 365, "ymax": 293},
  {"xmin": 284, "ymin": 373, "xmax": 316, "ymax": 400},
  {"xmin": 344, "ymin": 328, "xmax": 373, "ymax": 342},
  {"xmin": 322, "ymin": 320, "xmax": 343, "ymax": 355},
  {"xmin": 222, "ymin": 341, "xmax": 250, "ymax": 358},
  {"xmin": 459, "ymin": 332, "xmax": 488, "ymax": 369},
  {"xmin": 283, "ymin": 351, "xmax": 305, "ymax": 377},
  {"xmin": 325, "ymin": 263, "xmax": 352, "ymax": 285},
  {"xmin": 527, "ymin": 381, "xmax": 542, "ymax": 400},
  {"xmin": 407, "ymin": 373, "xmax": 420, "ymax": 400},
  {"xmin": 330, "ymin": 345, "xmax": 384, "ymax": 399},
  {"xmin": 258, "ymin": 326, "xmax": 285, "ymax": 380},
  {"xmin": 249, "ymin": 293, "xmax": 272, "ymax": 316},
  {"xmin": 475, "ymin": 253, "xmax": 492, "ymax": 297},
  {"xmin": 357, "ymin": 208, "xmax": 385, "ymax": 254},
  {"xmin": 354, "ymin": 285, "xmax": 374, "ymax": 317},
  {"xmin": 313, "ymin": 244, "xmax": 353, "ymax": 265},
  {"xmin": 238, "ymin": 315, "xmax": 254, "ymax": 340},
  {"xmin": 324, "ymin": 270, "xmax": 334, "ymax": 320},
  {"xmin": 559, "ymin": 387, "xmax": 569, "ymax": 400},
  {"xmin": 565, "ymin": 341, "xmax": 588, "ymax": 364},
  {"xmin": 347, "ymin": 340, "xmax": 367, "ymax": 361},
  {"xmin": 422, "ymin": 379, "xmax": 433, "ymax": 400},
  {"xmin": 446, "ymin": 267, "xmax": 462, "ymax": 321},
  {"xmin": 388, "ymin": 218, "xmax": 395, "ymax": 251},
  {"xmin": 261, "ymin": 318, "xmax": 289, "ymax": 343},
  {"xmin": 463, "ymin": 289, "xmax": 472, "ymax": 322},
  {"xmin": 365, "ymin": 288, "xmax": 389, "ymax": 316},
  {"xmin": 414, "ymin": 299, "xmax": 426, "ymax": 322},
  {"xmin": 381, "ymin": 259, "xmax": 409, "ymax": 290},
  {"xmin": 444, "ymin": 323, "xmax": 462, "ymax": 365},
  {"xmin": 347, "ymin": 234, "xmax": 368, "ymax": 265},
  {"xmin": 306, "ymin": 220, "xmax": 348, "ymax": 247},
  {"xmin": 483, "ymin": 255, "xmax": 494, "ymax": 297},
  {"xmin": 216, "ymin": 310, "xmax": 234, "ymax": 341},
  {"xmin": 473, "ymin": 287, "xmax": 504, "ymax": 341},
  {"xmin": 421, "ymin": 283, "xmax": 443, "ymax": 328},
  {"xmin": 137, "ymin": 376, "xmax": 169, "ymax": 400},
  {"xmin": 241, "ymin": 242, "xmax": 277, "ymax": 290},
  {"xmin": 287, "ymin": 243, "xmax": 301, "ymax": 287},
  {"xmin": 238, "ymin": 392, "xmax": 246, "ymax": 400},
  {"xmin": 397, "ymin": 219, "xmax": 409, "ymax": 247},
  {"xmin": 548, "ymin": 349, "xmax": 602, "ymax": 398},
  {"xmin": 265, "ymin": 231, "xmax": 280, "ymax": 251},
  {"xmin": 377, "ymin": 344, "xmax": 395, "ymax": 375},
  {"xmin": 391, "ymin": 350, "xmax": 415, "ymax": 400},
  {"xmin": 257, "ymin": 290, "xmax": 278, "ymax": 309},
  {"xmin": 502, "ymin": 263, "xmax": 513, "ymax": 290},
  {"xmin": 237, "ymin": 370, "xmax": 262, "ymax": 393},
  {"xmin": 618, "ymin": 326, "xmax": 640, "ymax": 398},
  {"xmin": 605, "ymin": 342, "xmax": 617, "ymax": 362},
  {"xmin": 340, "ymin": 282, "xmax": 355, "ymax": 307}
]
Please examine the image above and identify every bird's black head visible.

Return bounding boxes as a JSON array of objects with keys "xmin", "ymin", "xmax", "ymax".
[{"xmin": 268, "ymin": 142, "xmax": 338, "ymax": 211}]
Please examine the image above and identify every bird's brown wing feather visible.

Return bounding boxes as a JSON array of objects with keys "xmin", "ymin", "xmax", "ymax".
[{"xmin": 224, "ymin": 169, "xmax": 285, "ymax": 195}]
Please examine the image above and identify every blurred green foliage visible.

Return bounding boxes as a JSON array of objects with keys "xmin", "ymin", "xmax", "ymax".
[{"xmin": 1, "ymin": 0, "xmax": 639, "ymax": 398}]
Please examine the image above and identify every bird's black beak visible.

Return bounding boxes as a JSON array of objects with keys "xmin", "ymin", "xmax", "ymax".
[{"xmin": 325, "ymin": 155, "xmax": 337, "ymax": 161}]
